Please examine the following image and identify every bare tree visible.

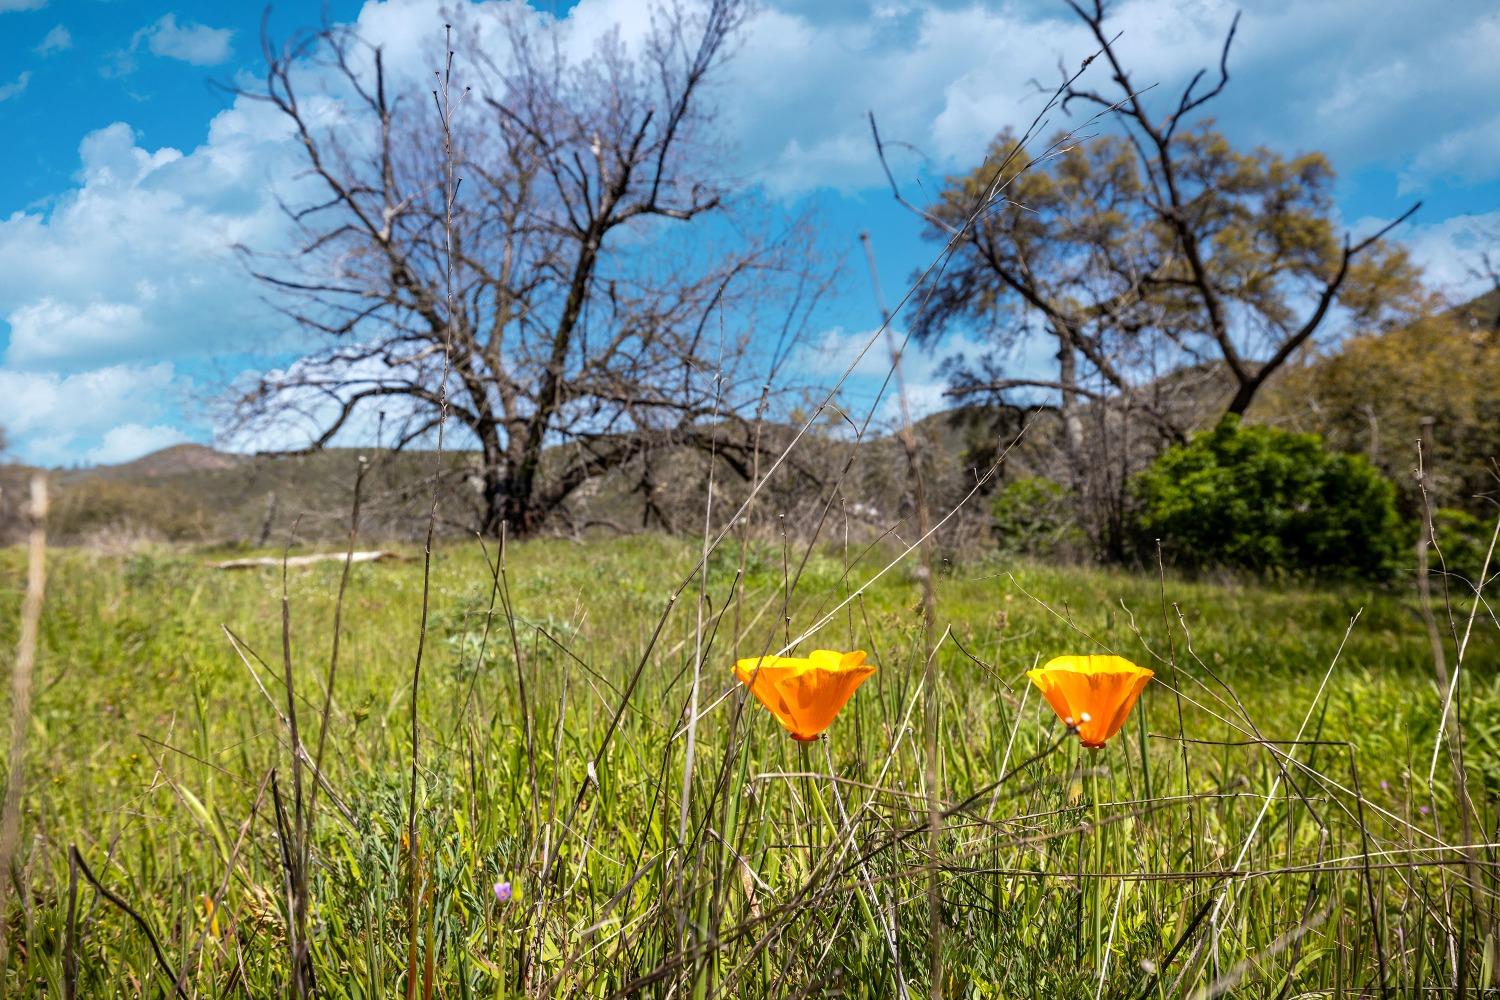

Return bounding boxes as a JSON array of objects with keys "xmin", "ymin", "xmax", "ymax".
[{"xmin": 235, "ymin": 0, "xmax": 820, "ymax": 535}]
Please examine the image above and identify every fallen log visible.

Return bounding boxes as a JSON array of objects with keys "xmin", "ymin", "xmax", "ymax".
[{"xmin": 211, "ymin": 551, "xmax": 405, "ymax": 571}]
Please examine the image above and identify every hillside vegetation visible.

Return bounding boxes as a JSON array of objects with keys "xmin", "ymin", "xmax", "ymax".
[{"xmin": 0, "ymin": 409, "xmax": 1009, "ymax": 548}]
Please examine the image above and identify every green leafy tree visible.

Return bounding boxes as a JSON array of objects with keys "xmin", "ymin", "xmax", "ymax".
[
  {"xmin": 907, "ymin": 130, "xmax": 1180, "ymax": 451},
  {"xmin": 908, "ymin": 120, "xmax": 1421, "ymax": 436},
  {"xmin": 1054, "ymin": 2, "xmax": 1424, "ymax": 419},
  {"xmin": 1262, "ymin": 310, "xmax": 1500, "ymax": 518},
  {"xmin": 889, "ymin": 2, "xmax": 1424, "ymax": 561},
  {"xmin": 1132, "ymin": 416, "xmax": 1403, "ymax": 580}
]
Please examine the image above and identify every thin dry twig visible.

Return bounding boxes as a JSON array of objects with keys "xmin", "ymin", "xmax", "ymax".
[{"xmin": 70, "ymin": 844, "xmax": 190, "ymax": 1000}]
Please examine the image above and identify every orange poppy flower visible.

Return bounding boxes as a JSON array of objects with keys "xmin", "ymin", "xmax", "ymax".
[
  {"xmin": 733, "ymin": 649, "xmax": 876, "ymax": 741},
  {"xmin": 1026, "ymin": 655, "xmax": 1154, "ymax": 748}
]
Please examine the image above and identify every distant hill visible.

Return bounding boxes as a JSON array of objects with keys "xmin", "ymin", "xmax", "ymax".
[
  {"xmin": 0, "ymin": 408, "xmax": 1027, "ymax": 549},
  {"xmin": 93, "ymin": 443, "xmax": 245, "ymax": 479},
  {"xmin": 1453, "ymin": 286, "xmax": 1500, "ymax": 332},
  {"xmin": 0, "ymin": 446, "xmax": 461, "ymax": 548}
]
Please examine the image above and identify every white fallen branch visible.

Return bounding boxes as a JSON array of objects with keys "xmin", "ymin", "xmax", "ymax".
[{"xmin": 211, "ymin": 551, "xmax": 405, "ymax": 571}]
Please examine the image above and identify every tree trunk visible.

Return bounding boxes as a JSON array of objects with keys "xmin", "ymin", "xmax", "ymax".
[
  {"xmin": 480, "ymin": 475, "xmax": 504, "ymax": 538},
  {"xmin": 501, "ymin": 477, "xmax": 544, "ymax": 537},
  {"xmin": 1224, "ymin": 376, "xmax": 1259, "ymax": 418},
  {"xmin": 1056, "ymin": 326, "xmax": 1086, "ymax": 492},
  {"xmin": 478, "ymin": 434, "xmax": 514, "ymax": 538}
]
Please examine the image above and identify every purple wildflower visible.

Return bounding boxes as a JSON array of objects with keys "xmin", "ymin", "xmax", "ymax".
[{"xmin": 494, "ymin": 880, "xmax": 513, "ymax": 903}]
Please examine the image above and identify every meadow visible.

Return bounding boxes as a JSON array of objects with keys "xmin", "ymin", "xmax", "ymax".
[{"xmin": 1, "ymin": 528, "xmax": 1496, "ymax": 997}]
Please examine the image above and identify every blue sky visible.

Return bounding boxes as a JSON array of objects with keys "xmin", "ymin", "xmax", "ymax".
[{"xmin": 1, "ymin": 0, "xmax": 1497, "ymax": 466}]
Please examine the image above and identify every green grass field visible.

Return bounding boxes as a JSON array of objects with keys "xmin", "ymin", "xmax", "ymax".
[{"xmin": 2, "ymin": 533, "xmax": 1497, "ymax": 996}]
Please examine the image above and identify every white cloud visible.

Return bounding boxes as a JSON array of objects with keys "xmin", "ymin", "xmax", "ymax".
[
  {"xmin": 0, "ymin": 363, "xmax": 185, "ymax": 466},
  {"xmin": 1297, "ymin": 6, "xmax": 1500, "ymax": 185},
  {"xmin": 712, "ymin": 0, "xmax": 1500, "ymax": 198},
  {"xmin": 85, "ymin": 424, "xmax": 192, "ymax": 465},
  {"xmin": 0, "ymin": 99, "xmax": 318, "ymax": 457},
  {"xmin": 5, "ymin": 299, "xmax": 148, "ymax": 367},
  {"xmin": 34, "ymin": 24, "xmax": 71, "ymax": 56},
  {"xmin": 0, "ymin": 0, "xmax": 46, "ymax": 12},
  {"xmin": 719, "ymin": 0, "xmax": 1229, "ymax": 196},
  {"xmin": 0, "ymin": 71, "xmax": 31, "ymax": 103},
  {"xmin": 1357, "ymin": 209, "xmax": 1500, "ymax": 300},
  {"xmin": 136, "ymin": 14, "xmax": 234, "ymax": 66},
  {"xmin": 1403, "ymin": 111, "xmax": 1500, "ymax": 191},
  {"xmin": 0, "ymin": 114, "xmax": 302, "ymax": 375},
  {"xmin": 0, "ymin": 10, "xmax": 399, "ymax": 462}
]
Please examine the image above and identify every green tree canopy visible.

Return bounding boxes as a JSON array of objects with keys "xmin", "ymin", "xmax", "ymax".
[
  {"xmin": 1261, "ymin": 309, "xmax": 1500, "ymax": 518},
  {"xmin": 1131, "ymin": 416, "xmax": 1403, "ymax": 580},
  {"xmin": 914, "ymin": 122, "xmax": 1424, "ymax": 432}
]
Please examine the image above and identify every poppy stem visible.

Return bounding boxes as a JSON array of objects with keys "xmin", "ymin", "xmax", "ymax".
[
  {"xmin": 1073, "ymin": 742, "xmax": 1084, "ymax": 965},
  {"xmin": 1092, "ymin": 758, "xmax": 1116, "ymax": 977},
  {"xmin": 800, "ymin": 741, "xmax": 820, "ymax": 853},
  {"xmin": 802, "ymin": 739, "xmax": 845, "ymax": 859},
  {"xmin": 1091, "ymin": 761, "xmax": 1105, "ymax": 975}
]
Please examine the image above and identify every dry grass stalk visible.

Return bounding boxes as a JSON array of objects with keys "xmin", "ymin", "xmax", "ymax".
[{"xmin": 0, "ymin": 475, "xmax": 47, "ymax": 969}]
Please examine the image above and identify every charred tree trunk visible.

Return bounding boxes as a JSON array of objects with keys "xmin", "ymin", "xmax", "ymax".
[
  {"xmin": 500, "ymin": 481, "xmax": 544, "ymax": 537},
  {"xmin": 479, "ymin": 472, "xmax": 507, "ymax": 539}
]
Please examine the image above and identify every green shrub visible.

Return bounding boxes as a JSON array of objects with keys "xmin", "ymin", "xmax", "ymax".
[
  {"xmin": 1131, "ymin": 415, "xmax": 1402, "ymax": 580},
  {"xmin": 990, "ymin": 476, "xmax": 1087, "ymax": 560},
  {"xmin": 1432, "ymin": 507, "xmax": 1497, "ymax": 587}
]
